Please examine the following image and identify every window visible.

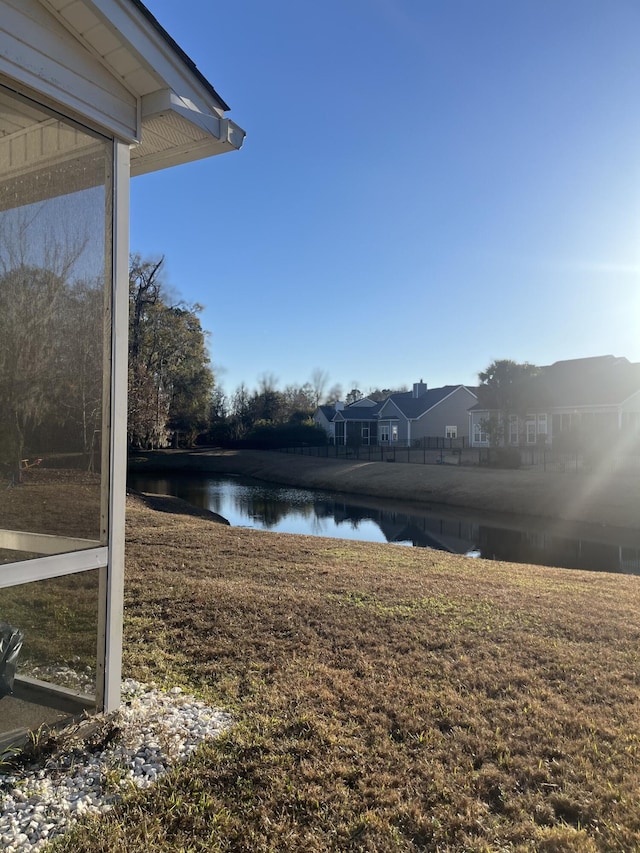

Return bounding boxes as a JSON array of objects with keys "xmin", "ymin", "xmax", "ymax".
[
  {"xmin": 537, "ymin": 413, "xmax": 547, "ymax": 434},
  {"xmin": 445, "ymin": 425, "xmax": 457, "ymax": 439},
  {"xmin": 379, "ymin": 424, "xmax": 390, "ymax": 442},
  {"xmin": 509, "ymin": 416, "xmax": 518, "ymax": 445},
  {"xmin": 473, "ymin": 422, "xmax": 488, "ymax": 445},
  {"xmin": 526, "ymin": 420, "xmax": 536, "ymax": 444},
  {"xmin": 361, "ymin": 426, "xmax": 370, "ymax": 443},
  {"xmin": 391, "ymin": 425, "xmax": 398, "ymax": 442}
]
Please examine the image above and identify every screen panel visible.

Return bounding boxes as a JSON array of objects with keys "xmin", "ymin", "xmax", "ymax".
[
  {"xmin": 0, "ymin": 569, "xmax": 99, "ymax": 740},
  {"xmin": 0, "ymin": 87, "xmax": 113, "ymax": 566}
]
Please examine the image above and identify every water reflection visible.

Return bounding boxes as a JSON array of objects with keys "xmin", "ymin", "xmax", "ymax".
[{"xmin": 128, "ymin": 472, "xmax": 640, "ymax": 575}]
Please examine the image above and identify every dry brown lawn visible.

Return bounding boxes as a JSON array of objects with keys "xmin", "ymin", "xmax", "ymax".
[
  {"xmin": 0, "ymin": 468, "xmax": 102, "ymax": 548},
  {"xmin": 51, "ymin": 494, "xmax": 640, "ymax": 852}
]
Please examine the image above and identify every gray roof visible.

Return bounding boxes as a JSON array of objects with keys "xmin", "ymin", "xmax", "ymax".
[
  {"xmin": 333, "ymin": 402, "xmax": 383, "ymax": 421},
  {"xmin": 543, "ymin": 356, "xmax": 640, "ymax": 407},
  {"xmin": 315, "ymin": 405, "xmax": 337, "ymax": 420},
  {"xmin": 473, "ymin": 356, "xmax": 640, "ymax": 411},
  {"xmin": 131, "ymin": 0, "xmax": 230, "ymax": 110},
  {"xmin": 380, "ymin": 386, "xmax": 472, "ymax": 419}
]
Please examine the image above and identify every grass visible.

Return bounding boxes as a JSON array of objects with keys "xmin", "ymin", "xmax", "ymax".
[
  {"xmin": 0, "ymin": 572, "xmax": 99, "ymax": 673},
  {"xmin": 40, "ymin": 494, "xmax": 640, "ymax": 851}
]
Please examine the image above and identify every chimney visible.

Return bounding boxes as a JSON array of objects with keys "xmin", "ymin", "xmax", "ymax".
[
  {"xmin": 413, "ymin": 380, "xmax": 427, "ymax": 398},
  {"xmin": 335, "ymin": 401, "xmax": 345, "ymax": 411}
]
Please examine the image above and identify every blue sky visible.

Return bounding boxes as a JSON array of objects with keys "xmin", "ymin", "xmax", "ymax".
[{"xmin": 132, "ymin": 0, "xmax": 640, "ymax": 400}]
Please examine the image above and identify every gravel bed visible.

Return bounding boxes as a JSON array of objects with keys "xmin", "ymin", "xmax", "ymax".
[{"xmin": 0, "ymin": 679, "xmax": 232, "ymax": 852}]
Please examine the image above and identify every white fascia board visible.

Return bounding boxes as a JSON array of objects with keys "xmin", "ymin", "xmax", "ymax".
[
  {"xmin": 131, "ymin": 88, "xmax": 245, "ymax": 175},
  {"xmin": 141, "ymin": 89, "xmax": 243, "ymax": 144},
  {"xmin": 83, "ymin": 0, "xmax": 229, "ymax": 117}
]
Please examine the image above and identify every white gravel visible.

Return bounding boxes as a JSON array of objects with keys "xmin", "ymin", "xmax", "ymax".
[{"xmin": 0, "ymin": 679, "xmax": 232, "ymax": 852}]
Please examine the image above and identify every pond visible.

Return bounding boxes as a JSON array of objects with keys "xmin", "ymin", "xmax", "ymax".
[{"xmin": 128, "ymin": 471, "xmax": 640, "ymax": 575}]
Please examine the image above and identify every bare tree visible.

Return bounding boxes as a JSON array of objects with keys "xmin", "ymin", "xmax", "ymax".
[
  {"xmin": 127, "ymin": 255, "xmax": 214, "ymax": 448},
  {"xmin": 0, "ymin": 210, "xmax": 93, "ymax": 478},
  {"xmin": 326, "ymin": 383, "xmax": 343, "ymax": 404},
  {"xmin": 310, "ymin": 368, "xmax": 329, "ymax": 407}
]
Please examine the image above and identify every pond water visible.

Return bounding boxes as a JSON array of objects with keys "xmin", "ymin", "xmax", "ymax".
[{"xmin": 128, "ymin": 471, "xmax": 640, "ymax": 575}]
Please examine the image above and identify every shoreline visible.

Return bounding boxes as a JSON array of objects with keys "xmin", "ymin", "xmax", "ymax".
[{"xmin": 128, "ymin": 447, "xmax": 640, "ymax": 531}]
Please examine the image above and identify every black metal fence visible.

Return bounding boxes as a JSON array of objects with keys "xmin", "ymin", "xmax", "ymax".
[
  {"xmin": 280, "ymin": 443, "xmax": 472, "ymax": 465},
  {"xmin": 279, "ymin": 442, "xmax": 640, "ymax": 472}
]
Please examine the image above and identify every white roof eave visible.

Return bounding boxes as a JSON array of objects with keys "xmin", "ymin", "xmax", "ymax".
[
  {"xmin": 131, "ymin": 88, "xmax": 245, "ymax": 175},
  {"xmin": 39, "ymin": 0, "xmax": 245, "ymax": 171}
]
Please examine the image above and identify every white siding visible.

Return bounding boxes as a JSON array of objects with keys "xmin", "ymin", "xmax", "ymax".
[{"xmin": 0, "ymin": 0, "xmax": 138, "ymax": 140}]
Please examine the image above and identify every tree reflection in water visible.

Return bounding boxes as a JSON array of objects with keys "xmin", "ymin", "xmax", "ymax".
[{"xmin": 128, "ymin": 472, "xmax": 640, "ymax": 575}]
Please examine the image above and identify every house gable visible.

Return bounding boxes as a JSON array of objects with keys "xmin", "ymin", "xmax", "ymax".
[
  {"xmin": 380, "ymin": 386, "xmax": 476, "ymax": 421},
  {"xmin": 413, "ymin": 386, "xmax": 477, "ymax": 421},
  {"xmin": 378, "ymin": 398, "xmax": 404, "ymax": 419}
]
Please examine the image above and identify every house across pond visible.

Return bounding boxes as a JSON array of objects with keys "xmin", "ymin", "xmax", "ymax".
[
  {"xmin": 314, "ymin": 359, "xmax": 640, "ymax": 454},
  {"xmin": 469, "ymin": 355, "xmax": 640, "ymax": 448},
  {"xmin": 314, "ymin": 382, "xmax": 478, "ymax": 447}
]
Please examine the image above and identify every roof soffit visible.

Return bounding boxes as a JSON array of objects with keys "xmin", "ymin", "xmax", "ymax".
[
  {"xmin": 41, "ymin": 0, "xmax": 226, "ymax": 111},
  {"xmin": 38, "ymin": 0, "xmax": 245, "ymax": 165},
  {"xmin": 131, "ymin": 89, "xmax": 244, "ymax": 175}
]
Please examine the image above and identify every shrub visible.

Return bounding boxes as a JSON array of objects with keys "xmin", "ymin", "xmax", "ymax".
[
  {"xmin": 487, "ymin": 448, "xmax": 521, "ymax": 469},
  {"xmin": 233, "ymin": 422, "xmax": 328, "ymax": 450}
]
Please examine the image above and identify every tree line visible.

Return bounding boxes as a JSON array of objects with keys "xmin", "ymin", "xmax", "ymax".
[
  {"xmin": 0, "ymin": 261, "xmax": 104, "ymax": 477},
  {"xmin": 128, "ymin": 258, "xmax": 388, "ymax": 450},
  {"xmin": 206, "ymin": 378, "xmax": 412, "ymax": 448},
  {"xmin": 0, "ymin": 252, "xmax": 217, "ymax": 472},
  {"xmin": 4, "ymin": 243, "xmax": 494, "ymax": 469}
]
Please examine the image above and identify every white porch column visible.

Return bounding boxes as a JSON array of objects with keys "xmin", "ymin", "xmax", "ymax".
[{"xmin": 103, "ymin": 139, "xmax": 130, "ymax": 713}]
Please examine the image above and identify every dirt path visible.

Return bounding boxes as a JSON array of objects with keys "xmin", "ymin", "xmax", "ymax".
[{"xmin": 129, "ymin": 448, "xmax": 640, "ymax": 531}]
